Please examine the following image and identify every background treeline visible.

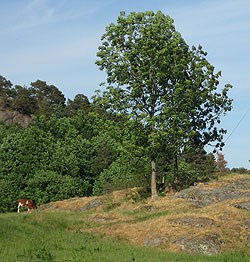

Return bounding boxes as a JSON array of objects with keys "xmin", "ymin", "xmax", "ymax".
[
  {"xmin": 0, "ymin": 75, "xmax": 236, "ymax": 212},
  {"xmin": 0, "ymin": 75, "xmax": 151, "ymax": 212}
]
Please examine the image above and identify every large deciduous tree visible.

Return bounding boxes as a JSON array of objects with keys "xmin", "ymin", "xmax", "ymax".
[{"xmin": 95, "ymin": 11, "xmax": 232, "ymax": 200}]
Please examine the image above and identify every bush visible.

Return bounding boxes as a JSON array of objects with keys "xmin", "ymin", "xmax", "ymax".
[
  {"xmin": 230, "ymin": 168, "xmax": 250, "ymax": 174},
  {"xmin": 168, "ymin": 161, "xmax": 197, "ymax": 191},
  {"xmin": 0, "ymin": 177, "xmax": 19, "ymax": 212},
  {"xmin": 21, "ymin": 170, "xmax": 90, "ymax": 205},
  {"xmin": 164, "ymin": 159, "xmax": 217, "ymax": 192},
  {"xmin": 93, "ymin": 156, "xmax": 150, "ymax": 195}
]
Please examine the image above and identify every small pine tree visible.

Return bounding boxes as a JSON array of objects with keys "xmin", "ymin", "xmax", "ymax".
[{"xmin": 216, "ymin": 152, "xmax": 228, "ymax": 175}]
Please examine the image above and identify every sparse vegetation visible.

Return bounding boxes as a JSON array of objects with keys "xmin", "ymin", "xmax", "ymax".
[
  {"xmin": 1, "ymin": 198, "xmax": 249, "ymax": 262},
  {"xmin": 2, "ymin": 173, "xmax": 248, "ymax": 260}
]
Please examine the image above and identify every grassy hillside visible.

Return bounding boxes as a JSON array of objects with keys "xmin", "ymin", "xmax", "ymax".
[{"xmin": 1, "ymin": 174, "xmax": 249, "ymax": 261}]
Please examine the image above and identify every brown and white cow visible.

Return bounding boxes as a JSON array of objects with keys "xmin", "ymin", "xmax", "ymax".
[{"xmin": 17, "ymin": 199, "xmax": 37, "ymax": 213}]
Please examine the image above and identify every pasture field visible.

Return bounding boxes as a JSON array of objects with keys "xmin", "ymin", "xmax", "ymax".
[
  {"xmin": 0, "ymin": 211, "xmax": 249, "ymax": 262},
  {"xmin": 1, "ymin": 174, "xmax": 249, "ymax": 261}
]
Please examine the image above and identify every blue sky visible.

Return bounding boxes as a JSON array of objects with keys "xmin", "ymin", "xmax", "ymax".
[{"xmin": 1, "ymin": 0, "xmax": 249, "ymax": 168}]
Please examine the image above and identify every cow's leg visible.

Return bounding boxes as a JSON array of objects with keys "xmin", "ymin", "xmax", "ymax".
[
  {"xmin": 17, "ymin": 203, "xmax": 21, "ymax": 213},
  {"xmin": 26, "ymin": 200, "xmax": 30, "ymax": 212}
]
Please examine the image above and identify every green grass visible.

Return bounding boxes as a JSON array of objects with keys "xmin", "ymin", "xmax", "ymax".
[{"xmin": 0, "ymin": 212, "xmax": 249, "ymax": 262}]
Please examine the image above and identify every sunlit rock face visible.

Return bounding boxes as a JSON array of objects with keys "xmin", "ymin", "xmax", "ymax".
[{"xmin": 0, "ymin": 109, "xmax": 32, "ymax": 127}]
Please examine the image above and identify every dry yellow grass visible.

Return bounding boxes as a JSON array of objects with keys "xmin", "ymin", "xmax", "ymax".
[{"xmin": 40, "ymin": 174, "xmax": 250, "ymax": 254}]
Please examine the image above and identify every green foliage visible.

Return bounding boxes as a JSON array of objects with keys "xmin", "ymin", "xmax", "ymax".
[
  {"xmin": 230, "ymin": 167, "xmax": 250, "ymax": 174},
  {"xmin": 30, "ymin": 80, "xmax": 66, "ymax": 118},
  {"xmin": 95, "ymin": 11, "xmax": 233, "ymax": 196},
  {"xmin": 0, "ymin": 105, "xmax": 147, "ymax": 211},
  {"xmin": 11, "ymin": 85, "xmax": 38, "ymax": 115},
  {"xmin": 0, "ymin": 126, "xmax": 54, "ymax": 176},
  {"xmin": 21, "ymin": 170, "xmax": 90, "ymax": 204},
  {"xmin": 178, "ymin": 146, "xmax": 217, "ymax": 186},
  {"xmin": 168, "ymin": 161, "xmax": 197, "ymax": 191},
  {"xmin": 93, "ymin": 155, "xmax": 150, "ymax": 195},
  {"xmin": 0, "ymin": 76, "xmax": 66, "ymax": 117},
  {"xmin": 160, "ymin": 147, "xmax": 217, "ymax": 191},
  {"xmin": 66, "ymin": 93, "xmax": 90, "ymax": 116},
  {"xmin": 0, "ymin": 115, "xmax": 95, "ymax": 211},
  {"xmin": 0, "ymin": 177, "xmax": 19, "ymax": 212},
  {"xmin": 0, "ymin": 75, "xmax": 13, "ymax": 109}
]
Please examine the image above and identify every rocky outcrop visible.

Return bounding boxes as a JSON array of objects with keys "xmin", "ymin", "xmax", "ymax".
[
  {"xmin": 0, "ymin": 109, "xmax": 32, "ymax": 127},
  {"xmin": 38, "ymin": 176, "xmax": 250, "ymax": 256},
  {"xmin": 175, "ymin": 177, "xmax": 250, "ymax": 207}
]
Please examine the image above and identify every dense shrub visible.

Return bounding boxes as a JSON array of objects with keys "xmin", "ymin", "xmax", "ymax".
[
  {"xmin": 168, "ymin": 161, "xmax": 197, "ymax": 191},
  {"xmin": 0, "ymin": 177, "xmax": 20, "ymax": 212},
  {"xmin": 93, "ymin": 156, "xmax": 150, "ymax": 195},
  {"xmin": 20, "ymin": 170, "xmax": 90, "ymax": 205}
]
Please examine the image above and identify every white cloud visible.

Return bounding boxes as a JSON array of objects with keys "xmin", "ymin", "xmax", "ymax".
[{"xmin": 0, "ymin": 0, "xmax": 115, "ymax": 33}]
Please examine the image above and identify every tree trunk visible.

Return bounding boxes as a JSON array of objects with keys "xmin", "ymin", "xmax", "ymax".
[
  {"xmin": 173, "ymin": 153, "xmax": 179, "ymax": 189},
  {"xmin": 151, "ymin": 159, "xmax": 158, "ymax": 201}
]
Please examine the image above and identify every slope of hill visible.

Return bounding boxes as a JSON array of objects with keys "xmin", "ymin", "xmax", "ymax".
[{"xmin": 39, "ymin": 174, "xmax": 250, "ymax": 256}]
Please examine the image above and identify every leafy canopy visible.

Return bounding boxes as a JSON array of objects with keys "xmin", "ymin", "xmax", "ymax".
[{"xmin": 96, "ymin": 11, "xmax": 232, "ymax": 152}]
